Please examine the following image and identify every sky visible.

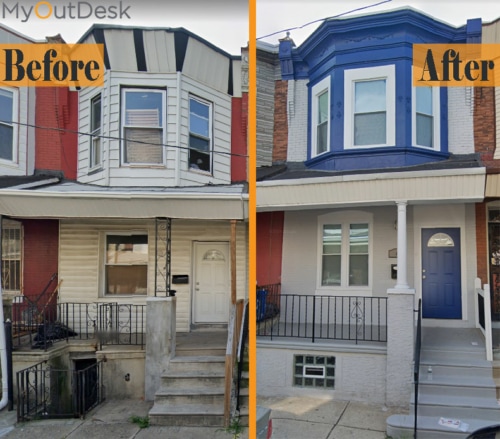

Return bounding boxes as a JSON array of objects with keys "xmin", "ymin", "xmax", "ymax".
[
  {"xmin": 3, "ymin": 0, "xmax": 500, "ymax": 55},
  {"xmin": 257, "ymin": 0, "xmax": 500, "ymax": 47}
]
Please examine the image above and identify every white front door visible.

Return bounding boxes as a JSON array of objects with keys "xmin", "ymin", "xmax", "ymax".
[{"xmin": 193, "ymin": 242, "xmax": 230, "ymax": 324}]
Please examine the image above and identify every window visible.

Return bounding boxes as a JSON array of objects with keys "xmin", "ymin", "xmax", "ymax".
[
  {"xmin": 0, "ymin": 88, "xmax": 17, "ymax": 161},
  {"xmin": 412, "ymin": 85, "xmax": 440, "ymax": 150},
  {"xmin": 122, "ymin": 89, "xmax": 165, "ymax": 164},
  {"xmin": 344, "ymin": 65, "xmax": 395, "ymax": 148},
  {"xmin": 90, "ymin": 94, "xmax": 102, "ymax": 168},
  {"xmin": 105, "ymin": 234, "xmax": 148, "ymax": 295},
  {"xmin": 1, "ymin": 223, "xmax": 22, "ymax": 293},
  {"xmin": 294, "ymin": 355, "xmax": 335, "ymax": 389},
  {"xmin": 311, "ymin": 77, "xmax": 330, "ymax": 157},
  {"xmin": 319, "ymin": 213, "xmax": 371, "ymax": 288},
  {"xmin": 189, "ymin": 96, "xmax": 212, "ymax": 173}
]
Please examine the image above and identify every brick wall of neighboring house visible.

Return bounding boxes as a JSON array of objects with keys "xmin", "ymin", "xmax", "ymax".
[
  {"xmin": 286, "ymin": 79, "xmax": 308, "ymax": 162},
  {"xmin": 257, "ymin": 49, "xmax": 278, "ymax": 166},
  {"xmin": 231, "ymin": 95, "xmax": 247, "ymax": 183},
  {"xmin": 257, "ymin": 211, "xmax": 284, "ymax": 286},
  {"xmin": 272, "ymin": 80, "xmax": 288, "ymax": 163},
  {"xmin": 22, "ymin": 219, "xmax": 59, "ymax": 306},
  {"xmin": 35, "ymin": 87, "xmax": 78, "ymax": 180},
  {"xmin": 448, "ymin": 87, "xmax": 475, "ymax": 155},
  {"xmin": 474, "ymin": 87, "xmax": 496, "ymax": 287}
]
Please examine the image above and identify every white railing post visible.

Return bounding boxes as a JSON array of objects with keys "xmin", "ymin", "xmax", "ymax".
[{"xmin": 483, "ymin": 284, "xmax": 493, "ymax": 362}]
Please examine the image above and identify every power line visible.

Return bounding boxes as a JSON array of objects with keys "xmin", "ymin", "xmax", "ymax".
[
  {"xmin": 257, "ymin": 0, "xmax": 393, "ymax": 41},
  {"xmin": 2, "ymin": 119, "xmax": 249, "ymax": 159}
]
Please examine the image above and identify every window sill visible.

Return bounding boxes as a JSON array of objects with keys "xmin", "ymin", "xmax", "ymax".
[{"xmin": 188, "ymin": 167, "xmax": 213, "ymax": 177}]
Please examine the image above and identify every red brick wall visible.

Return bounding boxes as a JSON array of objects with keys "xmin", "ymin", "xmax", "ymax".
[
  {"xmin": 231, "ymin": 95, "xmax": 247, "ymax": 183},
  {"xmin": 272, "ymin": 81, "xmax": 288, "ymax": 163},
  {"xmin": 22, "ymin": 219, "xmax": 59, "ymax": 305},
  {"xmin": 257, "ymin": 211, "xmax": 284, "ymax": 285},
  {"xmin": 474, "ymin": 87, "xmax": 496, "ymax": 283},
  {"xmin": 35, "ymin": 87, "xmax": 78, "ymax": 180}
]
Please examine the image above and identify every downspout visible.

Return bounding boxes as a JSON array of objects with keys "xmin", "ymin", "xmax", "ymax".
[
  {"xmin": 175, "ymin": 72, "xmax": 182, "ymax": 186},
  {"xmin": 0, "ymin": 215, "xmax": 9, "ymax": 410}
]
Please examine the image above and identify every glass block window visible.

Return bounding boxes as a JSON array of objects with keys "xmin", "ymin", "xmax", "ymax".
[{"xmin": 294, "ymin": 355, "xmax": 335, "ymax": 389}]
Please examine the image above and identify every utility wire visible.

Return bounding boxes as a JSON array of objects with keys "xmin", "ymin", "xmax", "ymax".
[
  {"xmin": 1, "ymin": 119, "xmax": 249, "ymax": 159},
  {"xmin": 257, "ymin": 0, "xmax": 393, "ymax": 40}
]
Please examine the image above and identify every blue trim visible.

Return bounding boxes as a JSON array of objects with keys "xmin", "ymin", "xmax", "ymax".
[{"xmin": 305, "ymin": 147, "xmax": 449, "ymax": 171}]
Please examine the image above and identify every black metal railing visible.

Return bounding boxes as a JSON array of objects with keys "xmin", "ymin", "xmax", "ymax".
[
  {"xmin": 17, "ymin": 359, "xmax": 105, "ymax": 422},
  {"xmin": 11, "ymin": 300, "xmax": 146, "ymax": 350},
  {"xmin": 236, "ymin": 301, "xmax": 249, "ymax": 412},
  {"xmin": 413, "ymin": 298, "xmax": 422, "ymax": 439},
  {"xmin": 257, "ymin": 293, "xmax": 387, "ymax": 344}
]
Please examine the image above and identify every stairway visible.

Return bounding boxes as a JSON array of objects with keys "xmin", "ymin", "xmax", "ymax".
[
  {"xmin": 387, "ymin": 327, "xmax": 500, "ymax": 439},
  {"xmin": 149, "ymin": 329, "xmax": 228, "ymax": 427}
]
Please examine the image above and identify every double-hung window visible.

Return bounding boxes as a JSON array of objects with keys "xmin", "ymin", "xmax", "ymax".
[
  {"xmin": 189, "ymin": 96, "xmax": 212, "ymax": 173},
  {"xmin": 344, "ymin": 65, "xmax": 395, "ymax": 149},
  {"xmin": 320, "ymin": 214, "xmax": 371, "ymax": 288},
  {"xmin": 412, "ymin": 85, "xmax": 440, "ymax": 150},
  {"xmin": 122, "ymin": 89, "xmax": 165, "ymax": 165},
  {"xmin": 311, "ymin": 77, "xmax": 330, "ymax": 157},
  {"xmin": 105, "ymin": 234, "xmax": 148, "ymax": 295},
  {"xmin": 0, "ymin": 88, "xmax": 17, "ymax": 162},
  {"xmin": 1, "ymin": 222, "xmax": 22, "ymax": 294},
  {"xmin": 90, "ymin": 94, "xmax": 102, "ymax": 168}
]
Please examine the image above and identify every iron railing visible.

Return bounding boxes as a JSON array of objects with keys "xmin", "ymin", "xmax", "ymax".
[
  {"xmin": 236, "ymin": 301, "xmax": 249, "ymax": 412},
  {"xmin": 413, "ymin": 299, "xmax": 422, "ymax": 439},
  {"xmin": 257, "ymin": 292, "xmax": 387, "ymax": 344},
  {"xmin": 11, "ymin": 300, "xmax": 146, "ymax": 350},
  {"xmin": 17, "ymin": 359, "xmax": 105, "ymax": 422}
]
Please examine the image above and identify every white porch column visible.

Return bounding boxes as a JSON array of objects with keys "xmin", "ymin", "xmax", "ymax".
[
  {"xmin": 395, "ymin": 201, "xmax": 409, "ymax": 289},
  {"xmin": 386, "ymin": 200, "xmax": 415, "ymax": 406}
]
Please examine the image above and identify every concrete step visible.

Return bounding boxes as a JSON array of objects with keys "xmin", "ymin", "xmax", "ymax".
[
  {"xmin": 419, "ymin": 362, "xmax": 493, "ymax": 380},
  {"xmin": 160, "ymin": 371, "xmax": 225, "ymax": 389},
  {"xmin": 168, "ymin": 355, "xmax": 225, "ymax": 373},
  {"xmin": 175, "ymin": 347, "xmax": 226, "ymax": 357},
  {"xmin": 154, "ymin": 386, "xmax": 224, "ymax": 406},
  {"xmin": 411, "ymin": 393, "xmax": 500, "ymax": 421},
  {"xmin": 387, "ymin": 414, "xmax": 499, "ymax": 439},
  {"xmin": 417, "ymin": 374, "xmax": 497, "ymax": 399},
  {"xmin": 149, "ymin": 403, "xmax": 225, "ymax": 427},
  {"xmin": 421, "ymin": 350, "xmax": 490, "ymax": 367}
]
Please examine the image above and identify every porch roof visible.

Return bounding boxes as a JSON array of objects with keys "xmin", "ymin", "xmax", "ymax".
[
  {"xmin": 257, "ymin": 167, "xmax": 486, "ymax": 211},
  {"xmin": 0, "ymin": 181, "xmax": 248, "ymax": 220},
  {"xmin": 485, "ymin": 173, "xmax": 500, "ymax": 197}
]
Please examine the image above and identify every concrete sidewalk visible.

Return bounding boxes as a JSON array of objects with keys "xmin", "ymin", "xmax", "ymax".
[
  {"xmin": 258, "ymin": 396, "xmax": 403, "ymax": 439},
  {"xmin": 0, "ymin": 397, "xmax": 402, "ymax": 438},
  {"xmin": 0, "ymin": 399, "xmax": 248, "ymax": 439}
]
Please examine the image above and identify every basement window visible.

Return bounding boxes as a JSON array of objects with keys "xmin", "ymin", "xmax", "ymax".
[{"xmin": 294, "ymin": 355, "xmax": 335, "ymax": 389}]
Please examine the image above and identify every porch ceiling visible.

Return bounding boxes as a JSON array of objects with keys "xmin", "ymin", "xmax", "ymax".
[
  {"xmin": 257, "ymin": 168, "xmax": 486, "ymax": 211},
  {"xmin": 0, "ymin": 185, "xmax": 248, "ymax": 220}
]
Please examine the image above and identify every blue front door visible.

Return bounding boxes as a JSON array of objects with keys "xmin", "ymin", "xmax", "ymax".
[{"xmin": 421, "ymin": 228, "xmax": 462, "ymax": 319}]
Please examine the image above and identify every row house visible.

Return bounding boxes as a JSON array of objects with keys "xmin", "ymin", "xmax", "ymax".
[
  {"xmin": 0, "ymin": 24, "xmax": 249, "ymax": 426},
  {"xmin": 255, "ymin": 8, "xmax": 500, "ymax": 438}
]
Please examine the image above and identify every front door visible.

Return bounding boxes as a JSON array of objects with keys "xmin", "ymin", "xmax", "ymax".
[
  {"xmin": 422, "ymin": 228, "xmax": 462, "ymax": 319},
  {"xmin": 193, "ymin": 242, "xmax": 229, "ymax": 324}
]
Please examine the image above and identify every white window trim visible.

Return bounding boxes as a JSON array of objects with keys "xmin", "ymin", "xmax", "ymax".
[
  {"xmin": 0, "ymin": 86, "xmax": 19, "ymax": 164},
  {"xmin": 103, "ymin": 231, "xmax": 149, "ymax": 297},
  {"xmin": 121, "ymin": 88, "xmax": 167, "ymax": 166},
  {"xmin": 412, "ymin": 84, "xmax": 440, "ymax": 151},
  {"xmin": 188, "ymin": 94, "xmax": 213, "ymax": 175},
  {"xmin": 344, "ymin": 65, "xmax": 395, "ymax": 149},
  {"xmin": 317, "ymin": 211, "xmax": 373, "ymax": 294},
  {"xmin": 89, "ymin": 93, "xmax": 102, "ymax": 170},
  {"xmin": 311, "ymin": 76, "xmax": 331, "ymax": 158}
]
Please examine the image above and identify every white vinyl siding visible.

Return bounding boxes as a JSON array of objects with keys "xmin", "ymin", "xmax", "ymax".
[
  {"xmin": 58, "ymin": 219, "xmax": 247, "ymax": 332},
  {"xmin": 78, "ymin": 72, "xmax": 231, "ymax": 187}
]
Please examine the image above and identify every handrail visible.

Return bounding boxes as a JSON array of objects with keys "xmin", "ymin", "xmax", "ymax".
[
  {"xmin": 236, "ymin": 301, "xmax": 248, "ymax": 411},
  {"xmin": 475, "ymin": 278, "xmax": 493, "ymax": 361},
  {"xmin": 413, "ymin": 298, "xmax": 422, "ymax": 439}
]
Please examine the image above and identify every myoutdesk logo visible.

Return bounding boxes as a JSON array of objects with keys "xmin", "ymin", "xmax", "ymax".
[
  {"xmin": 1, "ymin": 1, "xmax": 131, "ymax": 22},
  {"xmin": 0, "ymin": 44, "xmax": 104, "ymax": 87}
]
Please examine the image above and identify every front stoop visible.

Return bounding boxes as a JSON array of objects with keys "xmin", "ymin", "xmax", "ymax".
[
  {"xmin": 149, "ymin": 355, "xmax": 227, "ymax": 427},
  {"xmin": 387, "ymin": 330, "xmax": 500, "ymax": 438}
]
